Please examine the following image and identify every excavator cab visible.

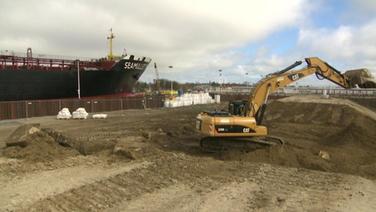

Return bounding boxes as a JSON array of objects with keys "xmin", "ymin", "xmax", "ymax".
[{"xmin": 228, "ymin": 100, "xmax": 248, "ymax": 116}]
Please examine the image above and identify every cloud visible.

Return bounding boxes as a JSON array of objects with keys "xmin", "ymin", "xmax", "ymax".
[
  {"xmin": 297, "ymin": 20, "xmax": 376, "ymax": 73},
  {"xmin": 0, "ymin": 0, "xmax": 307, "ymax": 82},
  {"xmin": 348, "ymin": 0, "xmax": 376, "ymax": 12},
  {"xmin": 231, "ymin": 18, "xmax": 376, "ymax": 86},
  {"xmin": 230, "ymin": 18, "xmax": 376, "ymax": 86}
]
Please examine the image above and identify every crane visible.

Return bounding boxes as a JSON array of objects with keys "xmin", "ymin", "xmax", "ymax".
[{"xmin": 107, "ymin": 28, "xmax": 115, "ymax": 61}]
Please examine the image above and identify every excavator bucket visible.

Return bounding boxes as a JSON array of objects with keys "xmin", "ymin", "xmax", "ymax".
[{"xmin": 344, "ymin": 69, "xmax": 376, "ymax": 88}]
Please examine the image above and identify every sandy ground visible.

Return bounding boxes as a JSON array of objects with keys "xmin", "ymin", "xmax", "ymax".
[{"xmin": 0, "ymin": 95, "xmax": 376, "ymax": 211}]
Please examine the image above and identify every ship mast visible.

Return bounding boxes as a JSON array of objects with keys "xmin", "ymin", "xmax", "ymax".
[{"xmin": 107, "ymin": 28, "xmax": 115, "ymax": 60}]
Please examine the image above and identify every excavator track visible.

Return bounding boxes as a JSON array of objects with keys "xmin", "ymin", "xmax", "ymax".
[{"xmin": 200, "ymin": 136, "xmax": 284, "ymax": 153}]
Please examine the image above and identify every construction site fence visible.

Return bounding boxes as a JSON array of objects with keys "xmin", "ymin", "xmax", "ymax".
[
  {"xmin": 0, "ymin": 95, "xmax": 165, "ymax": 121},
  {"xmin": 218, "ymin": 93, "xmax": 287, "ymax": 102},
  {"xmin": 1, "ymin": 92, "xmax": 375, "ymax": 121},
  {"xmin": 215, "ymin": 90, "xmax": 376, "ymax": 101},
  {"xmin": 210, "ymin": 88, "xmax": 376, "ymax": 97},
  {"xmin": 216, "ymin": 93, "xmax": 376, "ymax": 111}
]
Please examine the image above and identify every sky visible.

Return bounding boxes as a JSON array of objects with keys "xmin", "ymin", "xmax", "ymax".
[{"xmin": 0, "ymin": 0, "xmax": 375, "ymax": 85}]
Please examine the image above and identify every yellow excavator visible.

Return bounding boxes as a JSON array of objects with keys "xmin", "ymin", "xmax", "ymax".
[{"xmin": 196, "ymin": 57, "xmax": 375, "ymax": 151}]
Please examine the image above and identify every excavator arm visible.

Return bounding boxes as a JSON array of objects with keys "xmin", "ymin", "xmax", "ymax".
[{"xmin": 248, "ymin": 57, "xmax": 354, "ymax": 123}]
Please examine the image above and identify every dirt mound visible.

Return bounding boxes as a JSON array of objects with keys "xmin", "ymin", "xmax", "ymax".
[
  {"xmin": 324, "ymin": 120, "xmax": 376, "ymax": 147},
  {"xmin": 2, "ymin": 125, "xmax": 79, "ymax": 162},
  {"xmin": 6, "ymin": 123, "xmax": 41, "ymax": 147},
  {"xmin": 265, "ymin": 96, "xmax": 376, "ymax": 147},
  {"xmin": 265, "ymin": 100, "xmax": 356, "ymax": 126},
  {"xmin": 220, "ymin": 96, "xmax": 376, "ymax": 179}
]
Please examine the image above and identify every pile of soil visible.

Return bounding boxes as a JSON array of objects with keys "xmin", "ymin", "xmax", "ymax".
[
  {"xmin": 220, "ymin": 96, "xmax": 376, "ymax": 179},
  {"xmin": 2, "ymin": 124, "xmax": 79, "ymax": 162},
  {"xmin": 265, "ymin": 96, "xmax": 376, "ymax": 147},
  {"xmin": 264, "ymin": 99, "xmax": 357, "ymax": 126}
]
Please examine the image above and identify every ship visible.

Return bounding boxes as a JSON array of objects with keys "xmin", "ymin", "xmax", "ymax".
[{"xmin": 0, "ymin": 29, "xmax": 151, "ymax": 101}]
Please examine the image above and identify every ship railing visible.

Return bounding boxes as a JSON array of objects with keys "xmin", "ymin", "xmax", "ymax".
[
  {"xmin": 0, "ymin": 50, "xmax": 97, "ymax": 62},
  {"xmin": 1, "ymin": 50, "xmax": 151, "ymax": 62},
  {"xmin": 0, "ymin": 50, "xmax": 151, "ymax": 71},
  {"xmin": 0, "ymin": 58, "xmax": 104, "ymax": 71}
]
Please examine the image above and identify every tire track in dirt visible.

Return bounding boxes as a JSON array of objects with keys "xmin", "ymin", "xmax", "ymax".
[
  {"xmin": 5, "ymin": 154, "xmax": 376, "ymax": 212},
  {"xmin": 23, "ymin": 160, "xmax": 172, "ymax": 211},
  {"xmin": 0, "ymin": 161, "xmax": 151, "ymax": 211},
  {"xmin": 105, "ymin": 163, "xmax": 376, "ymax": 212},
  {"xmin": 107, "ymin": 182, "xmax": 258, "ymax": 212},
  {"xmin": 106, "ymin": 184, "xmax": 197, "ymax": 212},
  {"xmin": 248, "ymin": 166, "xmax": 340, "ymax": 211},
  {"xmin": 246, "ymin": 164, "xmax": 376, "ymax": 211}
]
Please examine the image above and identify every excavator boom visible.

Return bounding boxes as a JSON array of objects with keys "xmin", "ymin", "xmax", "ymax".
[{"xmin": 248, "ymin": 57, "xmax": 355, "ymax": 120}]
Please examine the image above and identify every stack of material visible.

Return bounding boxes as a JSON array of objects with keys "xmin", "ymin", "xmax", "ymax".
[
  {"xmin": 72, "ymin": 108, "xmax": 89, "ymax": 119},
  {"xmin": 56, "ymin": 108, "xmax": 72, "ymax": 120},
  {"xmin": 214, "ymin": 94, "xmax": 221, "ymax": 104},
  {"xmin": 92, "ymin": 114, "xmax": 108, "ymax": 119},
  {"xmin": 164, "ymin": 92, "xmax": 215, "ymax": 108}
]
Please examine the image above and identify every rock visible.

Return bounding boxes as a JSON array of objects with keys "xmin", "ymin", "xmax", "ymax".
[
  {"xmin": 6, "ymin": 123, "xmax": 41, "ymax": 147},
  {"xmin": 141, "ymin": 132, "xmax": 152, "ymax": 140},
  {"xmin": 277, "ymin": 197, "xmax": 285, "ymax": 202},
  {"xmin": 319, "ymin": 150, "xmax": 330, "ymax": 160},
  {"xmin": 113, "ymin": 145, "xmax": 137, "ymax": 159},
  {"xmin": 28, "ymin": 127, "xmax": 40, "ymax": 134}
]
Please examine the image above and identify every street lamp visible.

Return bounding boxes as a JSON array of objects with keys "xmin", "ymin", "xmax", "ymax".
[
  {"xmin": 77, "ymin": 60, "xmax": 81, "ymax": 99},
  {"xmin": 245, "ymin": 72, "xmax": 249, "ymax": 87},
  {"xmin": 168, "ymin": 66, "xmax": 174, "ymax": 97},
  {"xmin": 218, "ymin": 69, "xmax": 222, "ymax": 93}
]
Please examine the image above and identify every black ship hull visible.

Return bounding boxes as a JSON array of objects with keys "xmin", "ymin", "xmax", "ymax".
[{"xmin": 0, "ymin": 58, "xmax": 149, "ymax": 101}]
